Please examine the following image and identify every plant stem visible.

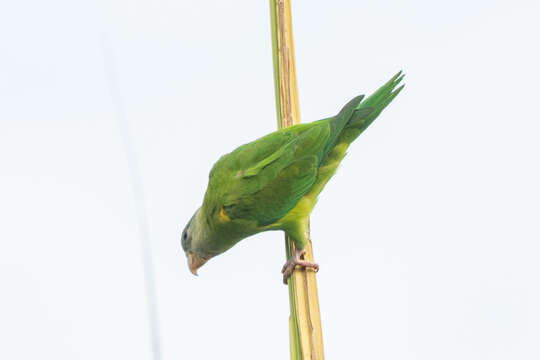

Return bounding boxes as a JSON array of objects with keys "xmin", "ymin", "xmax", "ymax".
[{"xmin": 269, "ymin": 1, "xmax": 324, "ymax": 359}]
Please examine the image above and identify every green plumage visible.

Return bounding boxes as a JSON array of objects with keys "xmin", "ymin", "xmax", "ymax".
[{"xmin": 181, "ymin": 72, "xmax": 404, "ymax": 269}]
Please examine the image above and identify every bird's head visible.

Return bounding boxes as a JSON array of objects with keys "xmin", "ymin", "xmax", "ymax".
[{"xmin": 181, "ymin": 210, "xmax": 211, "ymax": 276}]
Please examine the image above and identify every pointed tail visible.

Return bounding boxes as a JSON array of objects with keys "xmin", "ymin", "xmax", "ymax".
[{"xmin": 347, "ymin": 71, "xmax": 405, "ymax": 133}]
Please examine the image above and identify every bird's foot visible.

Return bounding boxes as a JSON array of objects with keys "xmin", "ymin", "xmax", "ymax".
[{"xmin": 281, "ymin": 248, "xmax": 319, "ymax": 285}]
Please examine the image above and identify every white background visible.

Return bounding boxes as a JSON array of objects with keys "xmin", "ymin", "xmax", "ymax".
[{"xmin": 1, "ymin": 1, "xmax": 539, "ymax": 359}]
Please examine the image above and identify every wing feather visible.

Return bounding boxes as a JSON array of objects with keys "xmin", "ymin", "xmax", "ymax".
[{"xmin": 203, "ymin": 122, "xmax": 331, "ymax": 226}]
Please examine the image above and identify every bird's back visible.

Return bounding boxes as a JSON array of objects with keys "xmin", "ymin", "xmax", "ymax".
[
  {"xmin": 275, "ymin": 72, "xmax": 405, "ymax": 224},
  {"xmin": 199, "ymin": 73, "xmax": 404, "ymax": 248}
]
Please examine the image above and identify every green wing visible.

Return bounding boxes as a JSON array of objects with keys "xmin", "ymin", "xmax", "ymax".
[
  {"xmin": 223, "ymin": 155, "xmax": 318, "ymax": 225},
  {"xmin": 203, "ymin": 122, "xmax": 330, "ymax": 226},
  {"xmin": 202, "ymin": 95, "xmax": 367, "ymax": 227}
]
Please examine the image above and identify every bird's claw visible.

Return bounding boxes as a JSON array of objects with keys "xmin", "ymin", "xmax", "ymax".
[{"xmin": 281, "ymin": 248, "xmax": 319, "ymax": 284}]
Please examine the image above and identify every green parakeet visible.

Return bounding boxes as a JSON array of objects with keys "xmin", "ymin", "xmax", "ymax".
[{"xmin": 181, "ymin": 72, "xmax": 404, "ymax": 283}]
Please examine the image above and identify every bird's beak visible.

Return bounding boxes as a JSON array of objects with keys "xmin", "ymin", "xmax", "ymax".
[{"xmin": 187, "ymin": 253, "xmax": 208, "ymax": 276}]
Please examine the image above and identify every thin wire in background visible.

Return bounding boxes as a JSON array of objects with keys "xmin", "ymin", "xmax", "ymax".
[{"xmin": 101, "ymin": 34, "xmax": 162, "ymax": 360}]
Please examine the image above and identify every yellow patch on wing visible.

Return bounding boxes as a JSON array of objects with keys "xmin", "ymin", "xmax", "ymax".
[{"xmin": 218, "ymin": 207, "xmax": 230, "ymax": 222}]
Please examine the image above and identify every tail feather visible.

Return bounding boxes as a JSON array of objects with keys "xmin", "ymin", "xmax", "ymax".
[
  {"xmin": 322, "ymin": 71, "xmax": 404, "ymax": 162},
  {"xmin": 347, "ymin": 71, "xmax": 405, "ymax": 132},
  {"xmin": 312, "ymin": 72, "xmax": 405, "ymax": 196}
]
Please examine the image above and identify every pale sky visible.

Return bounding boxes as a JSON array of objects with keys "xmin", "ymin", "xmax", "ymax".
[{"xmin": 1, "ymin": 1, "xmax": 540, "ymax": 359}]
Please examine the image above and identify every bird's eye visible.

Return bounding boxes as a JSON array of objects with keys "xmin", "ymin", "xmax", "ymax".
[{"xmin": 183, "ymin": 232, "xmax": 187, "ymax": 240}]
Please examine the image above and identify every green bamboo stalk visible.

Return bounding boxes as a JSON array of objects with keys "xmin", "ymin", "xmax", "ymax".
[{"xmin": 269, "ymin": 1, "xmax": 324, "ymax": 359}]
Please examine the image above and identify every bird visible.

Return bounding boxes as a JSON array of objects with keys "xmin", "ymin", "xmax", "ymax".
[{"xmin": 181, "ymin": 72, "xmax": 404, "ymax": 284}]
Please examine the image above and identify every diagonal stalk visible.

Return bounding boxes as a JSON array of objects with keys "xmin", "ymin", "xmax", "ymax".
[{"xmin": 269, "ymin": 1, "xmax": 324, "ymax": 359}]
